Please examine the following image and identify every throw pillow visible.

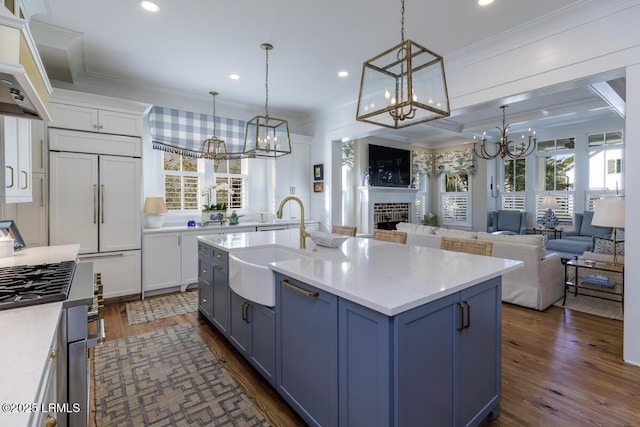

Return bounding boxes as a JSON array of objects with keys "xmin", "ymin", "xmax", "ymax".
[{"xmin": 592, "ymin": 236, "xmax": 624, "ymax": 255}]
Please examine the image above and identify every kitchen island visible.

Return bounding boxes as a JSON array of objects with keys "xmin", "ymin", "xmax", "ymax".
[{"xmin": 197, "ymin": 229, "xmax": 522, "ymax": 427}]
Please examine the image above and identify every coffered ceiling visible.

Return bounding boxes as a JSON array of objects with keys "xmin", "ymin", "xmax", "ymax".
[{"xmin": 28, "ymin": 0, "xmax": 626, "ymax": 145}]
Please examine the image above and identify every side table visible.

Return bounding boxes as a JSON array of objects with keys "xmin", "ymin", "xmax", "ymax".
[
  {"xmin": 533, "ymin": 227, "xmax": 563, "ymax": 240},
  {"xmin": 563, "ymin": 258, "xmax": 624, "ymax": 309}
]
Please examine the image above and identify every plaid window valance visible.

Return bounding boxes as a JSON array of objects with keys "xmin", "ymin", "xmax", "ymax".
[
  {"xmin": 435, "ymin": 147, "xmax": 476, "ymax": 176},
  {"xmin": 150, "ymin": 106, "xmax": 247, "ymax": 158}
]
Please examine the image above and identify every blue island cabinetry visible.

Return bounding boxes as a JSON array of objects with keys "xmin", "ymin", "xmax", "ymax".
[
  {"xmin": 276, "ymin": 273, "xmax": 501, "ymax": 427},
  {"xmin": 197, "ymin": 241, "xmax": 501, "ymax": 427}
]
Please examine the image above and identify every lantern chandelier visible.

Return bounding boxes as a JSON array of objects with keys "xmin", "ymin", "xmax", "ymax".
[
  {"xmin": 202, "ymin": 91, "xmax": 227, "ymax": 159},
  {"xmin": 355, "ymin": 0, "xmax": 450, "ymax": 129},
  {"xmin": 473, "ymin": 105, "xmax": 537, "ymax": 160},
  {"xmin": 243, "ymin": 43, "xmax": 292, "ymax": 159}
]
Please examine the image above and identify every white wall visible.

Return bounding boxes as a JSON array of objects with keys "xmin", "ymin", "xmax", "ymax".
[{"xmin": 309, "ymin": 0, "xmax": 640, "ymax": 365}]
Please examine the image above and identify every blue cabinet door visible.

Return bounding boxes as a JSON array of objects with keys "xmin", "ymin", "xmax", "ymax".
[
  {"xmin": 458, "ymin": 277, "xmax": 501, "ymax": 426},
  {"xmin": 229, "ymin": 291, "xmax": 250, "ymax": 353},
  {"xmin": 338, "ymin": 299, "xmax": 392, "ymax": 427},
  {"xmin": 197, "ymin": 257, "xmax": 213, "ymax": 321},
  {"xmin": 211, "ymin": 254, "xmax": 229, "ymax": 334},
  {"xmin": 276, "ymin": 273, "xmax": 338, "ymax": 427},
  {"xmin": 250, "ymin": 302, "xmax": 276, "ymax": 387},
  {"xmin": 395, "ymin": 292, "xmax": 458, "ymax": 427}
]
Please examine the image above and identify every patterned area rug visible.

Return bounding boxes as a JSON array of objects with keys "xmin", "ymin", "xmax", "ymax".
[
  {"xmin": 94, "ymin": 324, "xmax": 270, "ymax": 426},
  {"xmin": 554, "ymin": 293, "xmax": 623, "ymax": 321},
  {"xmin": 126, "ymin": 291, "xmax": 198, "ymax": 324}
]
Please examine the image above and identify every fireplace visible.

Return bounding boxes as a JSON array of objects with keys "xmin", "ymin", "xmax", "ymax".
[
  {"xmin": 374, "ymin": 203, "xmax": 409, "ymax": 230},
  {"xmin": 359, "ymin": 187, "xmax": 418, "ymax": 235}
]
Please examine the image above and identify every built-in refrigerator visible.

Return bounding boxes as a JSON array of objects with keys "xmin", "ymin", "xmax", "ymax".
[{"xmin": 49, "ymin": 129, "xmax": 142, "ymax": 298}]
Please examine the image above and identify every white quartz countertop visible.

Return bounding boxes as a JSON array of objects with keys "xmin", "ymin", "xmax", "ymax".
[
  {"xmin": 198, "ymin": 230, "xmax": 522, "ymax": 316},
  {"xmin": 0, "ymin": 302, "xmax": 63, "ymax": 425},
  {"xmin": 144, "ymin": 220, "xmax": 318, "ymax": 234},
  {"xmin": 0, "ymin": 244, "xmax": 80, "ymax": 268},
  {"xmin": 0, "ymin": 245, "xmax": 81, "ymax": 425}
]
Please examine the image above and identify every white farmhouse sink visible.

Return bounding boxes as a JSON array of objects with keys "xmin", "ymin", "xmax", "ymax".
[{"xmin": 229, "ymin": 246, "xmax": 307, "ymax": 307}]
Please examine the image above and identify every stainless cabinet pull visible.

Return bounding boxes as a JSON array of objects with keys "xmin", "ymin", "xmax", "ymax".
[
  {"xmin": 20, "ymin": 170, "xmax": 28, "ymax": 189},
  {"xmin": 5, "ymin": 166, "xmax": 14, "ymax": 188},
  {"xmin": 242, "ymin": 302, "xmax": 251, "ymax": 323},
  {"xmin": 457, "ymin": 301, "xmax": 471, "ymax": 331},
  {"xmin": 80, "ymin": 253, "xmax": 124, "ymax": 260},
  {"xmin": 456, "ymin": 302, "xmax": 465, "ymax": 331},
  {"xmin": 463, "ymin": 300, "xmax": 471, "ymax": 329},
  {"xmin": 93, "ymin": 184, "xmax": 97, "ymax": 223},
  {"xmin": 282, "ymin": 279, "xmax": 319, "ymax": 297},
  {"xmin": 101, "ymin": 184, "xmax": 105, "ymax": 223}
]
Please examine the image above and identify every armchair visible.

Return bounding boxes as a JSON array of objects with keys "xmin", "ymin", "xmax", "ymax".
[{"xmin": 487, "ymin": 210, "xmax": 527, "ymax": 235}]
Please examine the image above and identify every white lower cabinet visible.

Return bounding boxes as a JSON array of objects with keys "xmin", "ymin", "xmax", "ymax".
[
  {"xmin": 79, "ymin": 250, "xmax": 141, "ymax": 299},
  {"xmin": 143, "ymin": 233, "xmax": 181, "ymax": 293}
]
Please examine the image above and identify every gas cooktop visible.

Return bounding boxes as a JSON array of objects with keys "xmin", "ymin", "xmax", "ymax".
[{"xmin": 0, "ymin": 261, "xmax": 76, "ymax": 311}]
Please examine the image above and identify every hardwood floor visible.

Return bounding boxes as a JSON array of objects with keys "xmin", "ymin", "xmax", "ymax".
[{"xmin": 93, "ymin": 300, "xmax": 640, "ymax": 427}]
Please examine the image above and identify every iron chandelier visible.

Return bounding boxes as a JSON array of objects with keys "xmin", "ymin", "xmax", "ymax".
[{"xmin": 473, "ymin": 105, "xmax": 537, "ymax": 160}]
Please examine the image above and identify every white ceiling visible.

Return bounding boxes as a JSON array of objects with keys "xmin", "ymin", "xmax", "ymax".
[{"xmin": 28, "ymin": 0, "xmax": 626, "ymax": 146}]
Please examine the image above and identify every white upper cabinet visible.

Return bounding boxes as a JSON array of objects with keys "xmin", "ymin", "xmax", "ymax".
[
  {"xmin": 274, "ymin": 139, "xmax": 311, "ymax": 219},
  {"xmin": 49, "ymin": 102, "xmax": 143, "ymax": 136},
  {"xmin": 0, "ymin": 116, "xmax": 32, "ymax": 203}
]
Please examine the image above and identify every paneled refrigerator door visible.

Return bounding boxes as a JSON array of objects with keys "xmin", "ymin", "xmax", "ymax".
[
  {"xmin": 99, "ymin": 155, "xmax": 141, "ymax": 252},
  {"xmin": 50, "ymin": 151, "xmax": 99, "ymax": 253}
]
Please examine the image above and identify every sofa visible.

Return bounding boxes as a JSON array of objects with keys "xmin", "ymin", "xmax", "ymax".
[
  {"xmin": 546, "ymin": 211, "xmax": 612, "ymax": 259},
  {"xmin": 396, "ymin": 223, "xmax": 565, "ymax": 311}
]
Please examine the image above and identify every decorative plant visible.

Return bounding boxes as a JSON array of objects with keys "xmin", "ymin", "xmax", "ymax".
[
  {"xmin": 202, "ymin": 202, "xmax": 227, "ymax": 211},
  {"xmin": 423, "ymin": 212, "xmax": 440, "ymax": 227}
]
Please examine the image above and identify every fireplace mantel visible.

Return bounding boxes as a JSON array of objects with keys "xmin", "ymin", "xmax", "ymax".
[{"xmin": 359, "ymin": 187, "xmax": 418, "ymax": 235}]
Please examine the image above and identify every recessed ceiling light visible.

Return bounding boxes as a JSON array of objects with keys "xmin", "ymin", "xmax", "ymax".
[
  {"xmin": 229, "ymin": 74, "xmax": 240, "ymax": 80},
  {"xmin": 140, "ymin": 1, "xmax": 159, "ymax": 12},
  {"xmin": 337, "ymin": 71, "xmax": 349, "ymax": 78},
  {"xmin": 478, "ymin": 0, "xmax": 494, "ymax": 5}
]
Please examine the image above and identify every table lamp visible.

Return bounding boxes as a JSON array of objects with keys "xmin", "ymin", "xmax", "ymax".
[
  {"xmin": 539, "ymin": 194, "xmax": 560, "ymax": 229},
  {"xmin": 591, "ymin": 198, "xmax": 625, "ymax": 266},
  {"xmin": 143, "ymin": 197, "xmax": 168, "ymax": 229}
]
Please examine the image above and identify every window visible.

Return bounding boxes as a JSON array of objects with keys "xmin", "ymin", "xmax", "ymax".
[
  {"xmin": 501, "ymin": 158, "xmax": 526, "ymax": 210},
  {"xmin": 535, "ymin": 138, "xmax": 575, "ymax": 223},
  {"xmin": 441, "ymin": 173, "xmax": 470, "ymax": 226},
  {"xmin": 163, "ymin": 152, "xmax": 201, "ymax": 210},
  {"xmin": 586, "ymin": 131, "xmax": 624, "ymax": 211},
  {"xmin": 211, "ymin": 158, "xmax": 245, "ymax": 210},
  {"xmin": 414, "ymin": 173, "xmax": 429, "ymax": 222}
]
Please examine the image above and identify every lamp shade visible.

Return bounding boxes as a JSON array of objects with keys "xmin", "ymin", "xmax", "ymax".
[
  {"xmin": 591, "ymin": 198, "xmax": 625, "ymax": 228},
  {"xmin": 143, "ymin": 197, "xmax": 168, "ymax": 214},
  {"xmin": 540, "ymin": 194, "xmax": 560, "ymax": 210}
]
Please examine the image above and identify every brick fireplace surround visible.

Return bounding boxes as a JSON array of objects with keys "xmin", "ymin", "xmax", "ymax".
[{"xmin": 359, "ymin": 187, "xmax": 418, "ymax": 235}]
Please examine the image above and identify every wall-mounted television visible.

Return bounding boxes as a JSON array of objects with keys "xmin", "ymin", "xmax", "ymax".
[{"xmin": 368, "ymin": 144, "xmax": 411, "ymax": 187}]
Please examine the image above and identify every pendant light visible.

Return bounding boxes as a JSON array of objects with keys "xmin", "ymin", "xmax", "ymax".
[
  {"xmin": 202, "ymin": 91, "xmax": 228, "ymax": 159},
  {"xmin": 356, "ymin": 0, "xmax": 450, "ymax": 129},
  {"xmin": 243, "ymin": 43, "xmax": 292, "ymax": 158}
]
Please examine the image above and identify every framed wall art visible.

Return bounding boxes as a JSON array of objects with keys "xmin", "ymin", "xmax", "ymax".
[
  {"xmin": 313, "ymin": 182, "xmax": 324, "ymax": 193},
  {"xmin": 313, "ymin": 164, "xmax": 323, "ymax": 181}
]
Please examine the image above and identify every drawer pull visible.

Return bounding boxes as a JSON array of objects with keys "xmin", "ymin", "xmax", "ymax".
[
  {"xmin": 282, "ymin": 280, "xmax": 319, "ymax": 297},
  {"xmin": 201, "ymin": 268, "xmax": 207, "ymax": 274},
  {"xmin": 216, "ymin": 253, "xmax": 222, "ymax": 259},
  {"xmin": 201, "ymin": 246, "xmax": 208, "ymax": 252},
  {"xmin": 202, "ymin": 298, "xmax": 208, "ymax": 304},
  {"xmin": 45, "ymin": 415, "xmax": 57, "ymax": 427},
  {"xmin": 49, "ymin": 350, "xmax": 57, "ymax": 360}
]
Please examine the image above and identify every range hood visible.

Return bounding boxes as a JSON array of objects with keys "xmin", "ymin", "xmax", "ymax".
[{"xmin": 0, "ymin": 6, "xmax": 52, "ymax": 122}]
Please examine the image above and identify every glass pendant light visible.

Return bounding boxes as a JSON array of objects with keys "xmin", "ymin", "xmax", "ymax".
[{"xmin": 243, "ymin": 43, "xmax": 292, "ymax": 158}]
